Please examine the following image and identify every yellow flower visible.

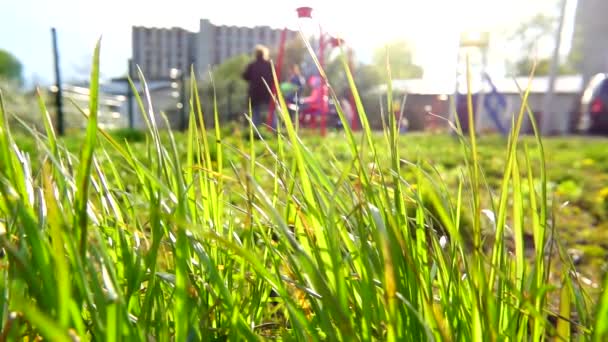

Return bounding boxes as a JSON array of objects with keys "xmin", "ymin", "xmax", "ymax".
[
  {"xmin": 599, "ymin": 187, "xmax": 608, "ymax": 200},
  {"xmin": 582, "ymin": 158, "xmax": 595, "ymax": 166},
  {"xmin": 596, "ymin": 187, "xmax": 608, "ymax": 203}
]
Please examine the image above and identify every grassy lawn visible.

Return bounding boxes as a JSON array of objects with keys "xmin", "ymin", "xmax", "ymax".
[
  {"xmin": 4, "ymin": 108, "xmax": 608, "ymax": 339},
  {"xmin": 28, "ymin": 129, "xmax": 607, "ymax": 282},
  {"xmin": 2, "ymin": 44, "xmax": 608, "ymax": 340}
]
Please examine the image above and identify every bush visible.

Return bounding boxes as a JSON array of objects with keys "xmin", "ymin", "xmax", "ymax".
[
  {"xmin": 109, "ymin": 128, "xmax": 146, "ymax": 143},
  {"xmin": 0, "ymin": 78, "xmax": 40, "ymax": 131}
]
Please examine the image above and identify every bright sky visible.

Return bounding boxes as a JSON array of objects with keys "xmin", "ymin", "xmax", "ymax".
[{"xmin": 0, "ymin": 0, "xmax": 577, "ymax": 86}]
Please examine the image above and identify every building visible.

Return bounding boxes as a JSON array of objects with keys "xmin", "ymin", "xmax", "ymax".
[
  {"xmin": 132, "ymin": 26, "xmax": 196, "ymax": 80},
  {"xmin": 572, "ymin": 0, "xmax": 608, "ymax": 85},
  {"xmin": 101, "ymin": 80, "xmax": 185, "ymax": 130},
  {"xmin": 197, "ymin": 19, "xmax": 298, "ymax": 74},
  {"xmin": 43, "ymin": 85, "xmax": 127, "ymax": 131},
  {"xmin": 132, "ymin": 19, "xmax": 298, "ymax": 80},
  {"xmin": 371, "ymin": 75, "xmax": 583, "ymax": 134}
]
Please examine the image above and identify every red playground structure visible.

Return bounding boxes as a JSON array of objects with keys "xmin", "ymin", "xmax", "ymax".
[{"xmin": 267, "ymin": 6, "xmax": 359, "ymax": 136}]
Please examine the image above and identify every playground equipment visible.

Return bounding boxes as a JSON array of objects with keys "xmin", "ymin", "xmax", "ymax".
[
  {"xmin": 450, "ymin": 31, "xmax": 508, "ymax": 136},
  {"xmin": 284, "ymin": 75, "xmax": 341, "ymax": 130},
  {"xmin": 267, "ymin": 6, "xmax": 359, "ymax": 136}
]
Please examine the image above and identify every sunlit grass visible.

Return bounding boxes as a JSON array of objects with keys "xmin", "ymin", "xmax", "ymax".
[{"xmin": 0, "ymin": 39, "xmax": 606, "ymax": 341}]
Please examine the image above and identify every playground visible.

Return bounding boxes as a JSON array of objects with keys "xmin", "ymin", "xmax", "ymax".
[
  {"xmin": 3, "ymin": 3, "xmax": 608, "ymax": 340},
  {"xmin": 249, "ymin": 6, "xmax": 359, "ymax": 136}
]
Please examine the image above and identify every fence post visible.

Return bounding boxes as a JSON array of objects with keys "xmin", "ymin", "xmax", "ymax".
[
  {"xmin": 127, "ymin": 59, "xmax": 134, "ymax": 129},
  {"xmin": 51, "ymin": 28, "xmax": 64, "ymax": 135}
]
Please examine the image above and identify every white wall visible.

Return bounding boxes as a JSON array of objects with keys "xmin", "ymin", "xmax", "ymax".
[{"xmin": 475, "ymin": 93, "xmax": 578, "ymax": 134}]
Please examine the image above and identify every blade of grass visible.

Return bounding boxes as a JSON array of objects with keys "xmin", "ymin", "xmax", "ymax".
[
  {"xmin": 74, "ymin": 38, "xmax": 101, "ymax": 257},
  {"xmin": 18, "ymin": 300, "xmax": 71, "ymax": 342},
  {"xmin": 557, "ymin": 274, "xmax": 572, "ymax": 341},
  {"xmin": 41, "ymin": 162, "xmax": 71, "ymax": 328},
  {"xmin": 594, "ymin": 271, "xmax": 608, "ymax": 341}
]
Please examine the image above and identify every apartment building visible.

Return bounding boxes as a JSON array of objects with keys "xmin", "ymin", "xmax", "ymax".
[
  {"xmin": 132, "ymin": 26, "xmax": 196, "ymax": 80},
  {"xmin": 132, "ymin": 19, "xmax": 298, "ymax": 80}
]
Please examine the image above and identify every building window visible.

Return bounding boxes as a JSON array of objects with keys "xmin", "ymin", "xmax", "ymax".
[{"xmin": 273, "ymin": 30, "xmax": 280, "ymax": 44}]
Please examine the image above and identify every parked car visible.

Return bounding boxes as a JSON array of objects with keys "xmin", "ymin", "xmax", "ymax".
[{"xmin": 578, "ymin": 73, "xmax": 608, "ymax": 134}]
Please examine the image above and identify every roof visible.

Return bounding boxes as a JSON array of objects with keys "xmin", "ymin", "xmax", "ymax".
[
  {"xmin": 372, "ymin": 74, "xmax": 585, "ymax": 96},
  {"xmin": 43, "ymin": 81, "xmax": 173, "ymax": 106},
  {"xmin": 45, "ymin": 84, "xmax": 125, "ymax": 106},
  {"xmin": 100, "ymin": 80, "xmax": 174, "ymax": 95}
]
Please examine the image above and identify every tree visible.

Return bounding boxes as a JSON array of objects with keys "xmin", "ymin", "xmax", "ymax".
[
  {"xmin": 510, "ymin": 13, "xmax": 556, "ymax": 54},
  {"xmin": 0, "ymin": 49, "xmax": 23, "ymax": 84},
  {"xmin": 0, "ymin": 78, "xmax": 38, "ymax": 130},
  {"xmin": 209, "ymin": 54, "xmax": 250, "ymax": 81},
  {"xmin": 372, "ymin": 40, "xmax": 423, "ymax": 79},
  {"xmin": 199, "ymin": 54, "xmax": 250, "ymax": 121},
  {"xmin": 353, "ymin": 64, "xmax": 384, "ymax": 94},
  {"xmin": 269, "ymin": 37, "xmax": 308, "ymax": 82},
  {"xmin": 510, "ymin": 57, "xmax": 577, "ymax": 77},
  {"xmin": 507, "ymin": 4, "xmax": 580, "ymax": 77}
]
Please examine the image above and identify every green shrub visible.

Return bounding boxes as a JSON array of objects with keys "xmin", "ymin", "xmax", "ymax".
[{"xmin": 109, "ymin": 128, "xmax": 146, "ymax": 142}]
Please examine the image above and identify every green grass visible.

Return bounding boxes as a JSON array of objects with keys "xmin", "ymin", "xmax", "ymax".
[{"xmin": 0, "ymin": 40, "xmax": 607, "ymax": 341}]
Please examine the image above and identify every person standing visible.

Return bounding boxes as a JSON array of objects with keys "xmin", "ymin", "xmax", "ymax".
[
  {"xmin": 242, "ymin": 45, "xmax": 275, "ymax": 127},
  {"xmin": 287, "ymin": 64, "xmax": 305, "ymax": 103}
]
